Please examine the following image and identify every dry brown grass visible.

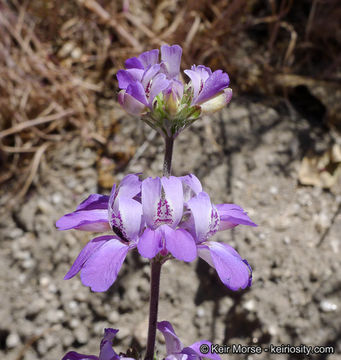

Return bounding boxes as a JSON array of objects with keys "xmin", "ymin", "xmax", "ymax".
[{"xmin": 0, "ymin": 0, "xmax": 340, "ymax": 201}]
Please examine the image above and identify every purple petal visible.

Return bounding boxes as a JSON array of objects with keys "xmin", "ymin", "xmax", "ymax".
[
  {"xmin": 99, "ymin": 329, "xmax": 120, "ymax": 360},
  {"xmin": 157, "ymin": 321, "xmax": 183, "ymax": 354},
  {"xmin": 125, "ymin": 56, "xmax": 144, "ymax": 69},
  {"xmin": 116, "ymin": 70, "xmax": 135, "ymax": 90},
  {"xmin": 117, "ymin": 173, "xmax": 142, "ymax": 199},
  {"xmin": 148, "ymin": 73, "xmax": 170, "ymax": 106},
  {"xmin": 118, "ymin": 90, "xmax": 146, "ymax": 116},
  {"xmin": 62, "ymin": 351, "xmax": 98, "ymax": 360},
  {"xmin": 137, "ymin": 228, "xmax": 162, "ymax": 259},
  {"xmin": 183, "ymin": 69, "xmax": 202, "ymax": 100},
  {"xmin": 126, "ymin": 68, "xmax": 144, "ymax": 82},
  {"xmin": 187, "ymin": 341, "xmax": 221, "ymax": 360},
  {"xmin": 198, "ymin": 242, "xmax": 251, "ymax": 291},
  {"xmin": 141, "ymin": 64, "xmax": 161, "ymax": 89},
  {"xmin": 142, "ymin": 177, "xmax": 161, "ymax": 228},
  {"xmin": 216, "ymin": 203, "xmax": 257, "ymax": 230},
  {"xmin": 163, "ymin": 226, "xmax": 197, "ymax": 262},
  {"xmin": 110, "ymin": 197, "xmax": 143, "ymax": 241},
  {"xmin": 80, "ymin": 238, "xmax": 130, "ymax": 292},
  {"xmin": 126, "ymin": 81, "xmax": 148, "ymax": 106},
  {"xmin": 138, "ymin": 49, "xmax": 159, "ymax": 68},
  {"xmin": 195, "ymin": 70, "xmax": 230, "ymax": 105},
  {"xmin": 185, "ymin": 192, "xmax": 212, "ymax": 242},
  {"xmin": 161, "ymin": 176, "xmax": 184, "ymax": 227},
  {"xmin": 64, "ymin": 235, "xmax": 113, "ymax": 280},
  {"xmin": 161, "ymin": 44, "xmax": 182, "ymax": 78},
  {"xmin": 180, "ymin": 174, "xmax": 202, "ymax": 202},
  {"xmin": 76, "ymin": 194, "xmax": 109, "ymax": 211},
  {"xmin": 56, "ymin": 194, "xmax": 110, "ymax": 231}
]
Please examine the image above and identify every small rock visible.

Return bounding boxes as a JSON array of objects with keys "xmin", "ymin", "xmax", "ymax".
[
  {"xmin": 196, "ymin": 307, "xmax": 205, "ymax": 318},
  {"xmin": 108, "ymin": 311, "xmax": 119, "ymax": 323},
  {"xmin": 75, "ymin": 327, "xmax": 89, "ymax": 344},
  {"xmin": 52, "ymin": 193, "xmax": 62, "ymax": 205},
  {"xmin": 6, "ymin": 332, "xmax": 20, "ymax": 348},
  {"xmin": 320, "ymin": 300, "xmax": 338, "ymax": 312}
]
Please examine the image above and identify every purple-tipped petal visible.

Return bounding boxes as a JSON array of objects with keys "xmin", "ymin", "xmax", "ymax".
[
  {"xmin": 161, "ymin": 176, "xmax": 184, "ymax": 227},
  {"xmin": 163, "ymin": 226, "xmax": 197, "ymax": 262},
  {"xmin": 118, "ymin": 90, "xmax": 146, "ymax": 116},
  {"xmin": 157, "ymin": 321, "xmax": 183, "ymax": 354},
  {"xmin": 56, "ymin": 194, "xmax": 110, "ymax": 231},
  {"xmin": 80, "ymin": 238, "xmax": 130, "ymax": 292},
  {"xmin": 126, "ymin": 81, "xmax": 148, "ymax": 106},
  {"xmin": 99, "ymin": 329, "xmax": 120, "ymax": 360},
  {"xmin": 187, "ymin": 341, "xmax": 221, "ymax": 360},
  {"xmin": 198, "ymin": 242, "xmax": 252, "ymax": 291},
  {"xmin": 137, "ymin": 228, "xmax": 163, "ymax": 259},
  {"xmin": 76, "ymin": 194, "xmax": 109, "ymax": 211},
  {"xmin": 180, "ymin": 174, "xmax": 202, "ymax": 202},
  {"xmin": 138, "ymin": 49, "xmax": 159, "ymax": 68},
  {"xmin": 195, "ymin": 70, "xmax": 230, "ymax": 105},
  {"xmin": 142, "ymin": 177, "xmax": 161, "ymax": 228},
  {"xmin": 62, "ymin": 351, "xmax": 98, "ymax": 360},
  {"xmin": 216, "ymin": 203, "xmax": 257, "ymax": 230},
  {"xmin": 161, "ymin": 44, "xmax": 182, "ymax": 78},
  {"xmin": 125, "ymin": 56, "xmax": 144, "ymax": 69}
]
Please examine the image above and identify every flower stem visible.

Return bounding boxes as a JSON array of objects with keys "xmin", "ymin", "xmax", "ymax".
[
  {"xmin": 163, "ymin": 136, "xmax": 174, "ymax": 177},
  {"xmin": 144, "ymin": 135, "xmax": 174, "ymax": 360},
  {"xmin": 144, "ymin": 260, "xmax": 162, "ymax": 360}
]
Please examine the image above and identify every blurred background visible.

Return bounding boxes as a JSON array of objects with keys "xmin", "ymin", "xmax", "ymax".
[{"xmin": 0, "ymin": 0, "xmax": 340, "ymax": 359}]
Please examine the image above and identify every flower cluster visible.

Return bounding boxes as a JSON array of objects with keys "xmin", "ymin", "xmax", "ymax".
[
  {"xmin": 57, "ymin": 174, "xmax": 256, "ymax": 292},
  {"xmin": 117, "ymin": 45, "xmax": 232, "ymax": 137},
  {"xmin": 62, "ymin": 321, "xmax": 220, "ymax": 360}
]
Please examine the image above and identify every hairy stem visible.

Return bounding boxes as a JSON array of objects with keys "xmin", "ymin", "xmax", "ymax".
[
  {"xmin": 163, "ymin": 136, "xmax": 174, "ymax": 177},
  {"xmin": 144, "ymin": 260, "xmax": 162, "ymax": 360}
]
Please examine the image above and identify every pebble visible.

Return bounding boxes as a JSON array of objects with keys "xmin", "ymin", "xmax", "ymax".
[
  {"xmin": 108, "ymin": 311, "xmax": 119, "ymax": 323},
  {"xmin": 243, "ymin": 299, "xmax": 256, "ymax": 312},
  {"xmin": 196, "ymin": 307, "xmax": 205, "ymax": 318},
  {"xmin": 52, "ymin": 193, "xmax": 62, "ymax": 205},
  {"xmin": 75, "ymin": 327, "xmax": 89, "ymax": 344},
  {"xmin": 6, "ymin": 332, "xmax": 20, "ymax": 348},
  {"xmin": 320, "ymin": 300, "xmax": 338, "ymax": 313}
]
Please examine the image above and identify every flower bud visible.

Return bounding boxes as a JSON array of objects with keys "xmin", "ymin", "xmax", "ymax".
[{"xmin": 199, "ymin": 88, "xmax": 233, "ymax": 115}]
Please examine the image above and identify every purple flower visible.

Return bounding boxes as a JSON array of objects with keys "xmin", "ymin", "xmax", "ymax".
[
  {"xmin": 137, "ymin": 176, "xmax": 197, "ymax": 262},
  {"xmin": 117, "ymin": 45, "xmax": 183, "ymax": 116},
  {"xmin": 184, "ymin": 65, "xmax": 232, "ymax": 114},
  {"xmin": 157, "ymin": 321, "xmax": 221, "ymax": 360},
  {"xmin": 56, "ymin": 174, "xmax": 143, "ymax": 292},
  {"xmin": 62, "ymin": 328, "xmax": 134, "ymax": 360},
  {"xmin": 183, "ymin": 188, "xmax": 257, "ymax": 291}
]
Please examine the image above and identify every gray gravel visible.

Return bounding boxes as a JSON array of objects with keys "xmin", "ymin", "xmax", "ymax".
[{"xmin": 0, "ymin": 97, "xmax": 340, "ymax": 360}]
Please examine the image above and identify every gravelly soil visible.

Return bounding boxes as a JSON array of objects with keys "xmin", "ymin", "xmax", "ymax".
[{"xmin": 1, "ymin": 98, "xmax": 340, "ymax": 360}]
